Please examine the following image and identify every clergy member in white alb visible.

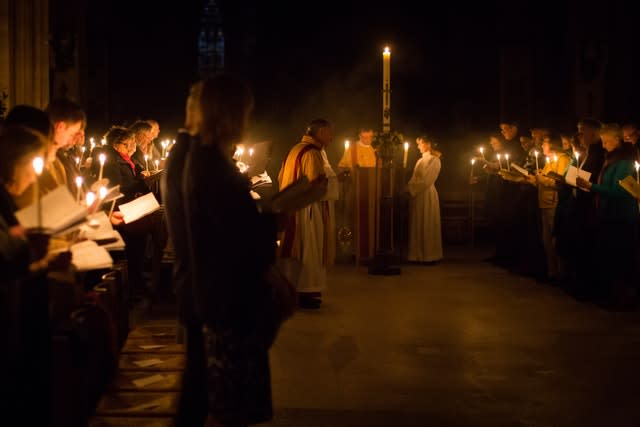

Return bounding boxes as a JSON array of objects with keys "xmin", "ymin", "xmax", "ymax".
[{"xmin": 407, "ymin": 135, "xmax": 443, "ymax": 264}]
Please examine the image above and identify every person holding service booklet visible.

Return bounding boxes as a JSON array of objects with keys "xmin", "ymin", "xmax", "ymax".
[
  {"xmin": 576, "ymin": 123, "xmax": 638, "ymax": 308},
  {"xmin": 524, "ymin": 135, "xmax": 571, "ymax": 283}
]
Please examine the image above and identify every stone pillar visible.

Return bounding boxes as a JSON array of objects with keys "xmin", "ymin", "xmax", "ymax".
[{"xmin": 0, "ymin": 0, "xmax": 50, "ymax": 111}]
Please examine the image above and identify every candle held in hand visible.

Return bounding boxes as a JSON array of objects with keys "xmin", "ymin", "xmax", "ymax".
[
  {"xmin": 98, "ymin": 153, "xmax": 106, "ymax": 181},
  {"xmin": 32, "ymin": 157, "xmax": 44, "ymax": 231}
]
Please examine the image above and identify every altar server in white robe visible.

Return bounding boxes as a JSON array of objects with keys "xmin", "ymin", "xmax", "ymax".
[{"xmin": 407, "ymin": 135, "xmax": 443, "ymax": 263}]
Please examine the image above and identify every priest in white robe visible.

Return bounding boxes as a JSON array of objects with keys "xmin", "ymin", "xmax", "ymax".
[
  {"xmin": 407, "ymin": 136, "xmax": 443, "ymax": 263},
  {"xmin": 278, "ymin": 119, "xmax": 337, "ymax": 309}
]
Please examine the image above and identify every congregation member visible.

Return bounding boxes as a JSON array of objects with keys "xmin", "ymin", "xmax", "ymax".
[
  {"xmin": 183, "ymin": 74, "xmax": 280, "ymax": 427},
  {"xmin": 576, "ymin": 123, "xmax": 638, "ymax": 308},
  {"xmin": 162, "ymin": 80, "xmax": 208, "ymax": 427}
]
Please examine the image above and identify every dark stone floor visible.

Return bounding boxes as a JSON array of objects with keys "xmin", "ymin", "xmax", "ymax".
[{"xmin": 262, "ymin": 247, "xmax": 640, "ymax": 426}]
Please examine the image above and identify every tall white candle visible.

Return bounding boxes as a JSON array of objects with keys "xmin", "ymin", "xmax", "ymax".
[
  {"xmin": 98, "ymin": 153, "xmax": 106, "ymax": 181},
  {"xmin": 382, "ymin": 46, "xmax": 391, "ymax": 133},
  {"xmin": 479, "ymin": 146, "xmax": 485, "ymax": 161},
  {"xmin": 497, "ymin": 153, "xmax": 503, "ymax": 170},
  {"xmin": 505, "ymin": 153, "xmax": 510, "ymax": 171},
  {"xmin": 75, "ymin": 176, "xmax": 83, "ymax": 204},
  {"xmin": 85, "ymin": 191, "xmax": 95, "ymax": 208},
  {"xmin": 32, "ymin": 157, "xmax": 44, "ymax": 230},
  {"xmin": 534, "ymin": 150, "xmax": 539, "ymax": 172},
  {"xmin": 575, "ymin": 152, "xmax": 581, "ymax": 171},
  {"xmin": 403, "ymin": 141, "xmax": 409, "ymax": 168}
]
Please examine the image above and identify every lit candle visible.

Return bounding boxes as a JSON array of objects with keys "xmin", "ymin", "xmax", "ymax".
[
  {"xmin": 32, "ymin": 157, "xmax": 44, "ymax": 231},
  {"xmin": 249, "ymin": 148, "xmax": 254, "ymax": 159},
  {"xmin": 101, "ymin": 138, "xmax": 106, "ymax": 146},
  {"xmin": 545, "ymin": 156, "xmax": 550, "ymax": 165},
  {"xmin": 575, "ymin": 152, "xmax": 581, "ymax": 171},
  {"xmin": 534, "ymin": 150, "xmax": 539, "ymax": 172},
  {"xmin": 90, "ymin": 141, "xmax": 96, "ymax": 153},
  {"xmin": 98, "ymin": 153, "xmax": 106, "ymax": 181},
  {"xmin": 553, "ymin": 155, "xmax": 558, "ymax": 163},
  {"xmin": 479, "ymin": 146, "xmax": 485, "ymax": 160},
  {"xmin": 154, "ymin": 159, "xmax": 159, "ymax": 171},
  {"xmin": 403, "ymin": 141, "xmax": 409, "ymax": 168},
  {"xmin": 99, "ymin": 186, "xmax": 107, "ymax": 200},
  {"xmin": 75, "ymin": 176, "xmax": 83, "ymax": 204},
  {"xmin": 382, "ymin": 46, "xmax": 391, "ymax": 133},
  {"xmin": 344, "ymin": 140, "xmax": 350, "ymax": 160},
  {"xmin": 90, "ymin": 137, "xmax": 94, "ymax": 146},
  {"xmin": 470, "ymin": 158, "xmax": 476, "ymax": 179},
  {"xmin": 505, "ymin": 153, "xmax": 510, "ymax": 171},
  {"xmin": 497, "ymin": 153, "xmax": 503, "ymax": 170},
  {"xmin": 144, "ymin": 154, "xmax": 149, "ymax": 172},
  {"xmin": 635, "ymin": 161, "xmax": 640, "ymax": 184},
  {"xmin": 237, "ymin": 147, "xmax": 244, "ymax": 162},
  {"xmin": 75, "ymin": 156, "xmax": 80, "ymax": 167},
  {"xmin": 85, "ymin": 191, "xmax": 95, "ymax": 208}
]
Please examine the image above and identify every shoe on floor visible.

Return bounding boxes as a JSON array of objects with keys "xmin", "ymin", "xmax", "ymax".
[{"xmin": 298, "ymin": 296, "xmax": 322, "ymax": 309}]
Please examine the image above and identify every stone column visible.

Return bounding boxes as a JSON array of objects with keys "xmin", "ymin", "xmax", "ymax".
[{"xmin": 0, "ymin": 0, "xmax": 50, "ymax": 110}]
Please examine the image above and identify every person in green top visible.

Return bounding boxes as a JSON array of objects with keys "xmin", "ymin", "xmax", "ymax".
[{"xmin": 576, "ymin": 123, "xmax": 638, "ymax": 309}]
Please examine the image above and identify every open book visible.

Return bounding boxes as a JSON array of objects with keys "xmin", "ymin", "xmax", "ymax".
[
  {"xmin": 69, "ymin": 240, "xmax": 114, "ymax": 271},
  {"xmin": 15, "ymin": 185, "xmax": 88, "ymax": 234},
  {"xmin": 118, "ymin": 192, "xmax": 160, "ymax": 224},
  {"xmin": 510, "ymin": 163, "xmax": 530, "ymax": 177},
  {"xmin": 564, "ymin": 165, "xmax": 591, "ymax": 187},
  {"xmin": 619, "ymin": 175, "xmax": 640, "ymax": 199}
]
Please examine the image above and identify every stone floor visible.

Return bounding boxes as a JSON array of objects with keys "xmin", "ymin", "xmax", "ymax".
[
  {"xmin": 141, "ymin": 247, "xmax": 640, "ymax": 426},
  {"xmin": 264, "ymin": 247, "xmax": 640, "ymax": 426}
]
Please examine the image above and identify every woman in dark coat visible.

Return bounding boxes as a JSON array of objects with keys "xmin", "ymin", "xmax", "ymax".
[{"xmin": 183, "ymin": 74, "xmax": 278, "ymax": 427}]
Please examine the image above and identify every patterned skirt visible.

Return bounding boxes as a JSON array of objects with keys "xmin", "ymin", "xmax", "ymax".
[{"xmin": 203, "ymin": 325, "xmax": 273, "ymax": 425}]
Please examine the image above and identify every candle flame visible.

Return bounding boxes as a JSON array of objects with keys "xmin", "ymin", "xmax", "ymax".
[
  {"xmin": 471, "ymin": 158, "xmax": 476, "ymax": 165},
  {"xmin": 479, "ymin": 147, "xmax": 484, "ymax": 153},
  {"xmin": 90, "ymin": 137, "xmax": 94, "ymax": 144},
  {"xmin": 249, "ymin": 148, "xmax": 254, "ymax": 157},
  {"xmin": 75, "ymin": 156, "xmax": 80, "ymax": 165},
  {"xmin": 505, "ymin": 154, "xmax": 510, "ymax": 160},
  {"xmin": 99, "ymin": 186, "xmax": 107, "ymax": 199},
  {"xmin": 553, "ymin": 155, "xmax": 558, "ymax": 162},
  {"xmin": 32, "ymin": 157, "xmax": 44, "ymax": 175},
  {"xmin": 99, "ymin": 153, "xmax": 106, "ymax": 165},
  {"xmin": 155, "ymin": 159, "xmax": 159, "ymax": 167},
  {"xmin": 144, "ymin": 154, "xmax": 148, "ymax": 160},
  {"xmin": 383, "ymin": 46, "xmax": 391, "ymax": 55},
  {"xmin": 403, "ymin": 141, "xmax": 409, "ymax": 151},
  {"xmin": 101, "ymin": 138, "xmax": 106, "ymax": 146},
  {"xmin": 534, "ymin": 150, "xmax": 539, "ymax": 157},
  {"xmin": 85, "ymin": 191, "xmax": 96, "ymax": 206},
  {"xmin": 81, "ymin": 146, "xmax": 86, "ymax": 153},
  {"xmin": 635, "ymin": 161, "xmax": 640, "ymax": 170},
  {"xmin": 497, "ymin": 154, "xmax": 501, "ymax": 159},
  {"xmin": 75, "ymin": 176, "xmax": 83, "ymax": 187},
  {"xmin": 344, "ymin": 140, "xmax": 350, "ymax": 150}
]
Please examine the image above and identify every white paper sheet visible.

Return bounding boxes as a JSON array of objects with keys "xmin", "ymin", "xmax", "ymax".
[
  {"xmin": 119, "ymin": 192, "xmax": 160, "ymax": 224},
  {"xmin": 564, "ymin": 165, "xmax": 591, "ymax": 187}
]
